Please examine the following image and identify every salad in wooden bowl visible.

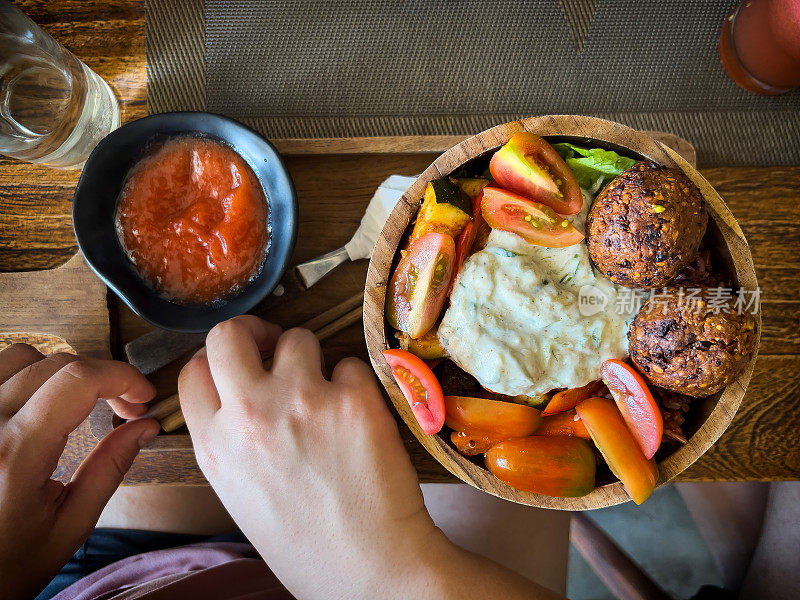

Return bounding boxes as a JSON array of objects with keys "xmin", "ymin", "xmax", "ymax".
[{"xmin": 364, "ymin": 116, "xmax": 760, "ymax": 510}]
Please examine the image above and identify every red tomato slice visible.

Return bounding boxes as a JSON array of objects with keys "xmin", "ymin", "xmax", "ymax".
[
  {"xmin": 386, "ymin": 232, "xmax": 455, "ymax": 338},
  {"xmin": 383, "ymin": 349, "xmax": 445, "ymax": 435},
  {"xmin": 541, "ymin": 380, "xmax": 605, "ymax": 416},
  {"xmin": 444, "ymin": 395, "xmax": 542, "ymax": 439},
  {"xmin": 450, "ymin": 193, "xmax": 485, "ymax": 290},
  {"xmin": 451, "ymin": 220, "xmax": 475, "ymax": 290},
  {"xmin": 489, "ymin": 132, "xmax": 583, "ymax": 215},
  {"xmin": 481, "ymin": 187, "xmax": 584, "ymax": 248},
  {"xmin": 600, "ymin": 359, "xmax": 663, "ymax": 460}
]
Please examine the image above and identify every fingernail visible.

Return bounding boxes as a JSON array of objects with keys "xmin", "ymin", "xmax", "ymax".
[{"xmin": 138, "ymin": 423, "xmax": 160, "ymax": 448}]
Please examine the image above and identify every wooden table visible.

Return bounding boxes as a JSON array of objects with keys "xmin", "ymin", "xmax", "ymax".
[{"xmin": 2, "ymin": 0, "xmax": 799, "ymax": 485}]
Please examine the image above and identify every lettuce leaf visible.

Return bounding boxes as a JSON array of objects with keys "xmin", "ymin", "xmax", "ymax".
[{"xmin": 552, "ymin": 143, "xmax": 636, "ymax": 190}]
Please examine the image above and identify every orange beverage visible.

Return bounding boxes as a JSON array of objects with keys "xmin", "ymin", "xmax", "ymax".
[{"xmin": 719, "ymin": 0, "xmax": 800, "ymax": 94}]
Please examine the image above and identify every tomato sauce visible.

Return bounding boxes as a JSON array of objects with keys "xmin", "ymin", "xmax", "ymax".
[{"xmin": 116, "ymin": 136, "xmax": 268, "ymax": 304}]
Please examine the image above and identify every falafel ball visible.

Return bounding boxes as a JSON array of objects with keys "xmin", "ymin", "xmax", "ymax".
[
  {"xmin": 587, "ymin": 162, "xmax": 708, "ymax": 289},
  {"xmin": 628, "ymin": 288, "xmax": 757, "ymax": 397}
]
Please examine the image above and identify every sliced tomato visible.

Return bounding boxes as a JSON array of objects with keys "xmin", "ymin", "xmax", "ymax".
[
  {"xmin": 450, "ymin": 220, "xmax": 475, "ymax": 292},
  {"xmin": 536, "ymin": 410, "xmax": 591, "ymax": 439},
  {"xmin": 541, "ymin": 380, "xmax": 605, "ymax": 416},
  {"xmin": 489, "ymin": 132, "xmax": 583, "ymax": 215},
  {"xmin": 386, "ymin": 232, "xmax": 455, "ymax": 338},
  {"xmin": 450, "ymin": 430, "xmax": 501, "ymax": 456},
  {"xmin": 481, "ymin": 187, "xmax": 584, "ymax": 248},
  {"xmin": 576, "ymin": 397, "xmax": 658, "ymax": 505},
  {"xmin": 485, "ymin": 436, "xmax": 596, "ymax": 497},
  {"xmin": 444, "ymin": 395, "xmax": 542, "ymax": 439},
  {"xmin": 451, "ymin": 193, "xmax": 484, "ymax": 288},
  {"xmin": 600, "ymin": 359, "xmax": 663, "ymax": 460},
  {"xmin": 383, "ymin": 349, "xmax": 445, "ymax": 435}
]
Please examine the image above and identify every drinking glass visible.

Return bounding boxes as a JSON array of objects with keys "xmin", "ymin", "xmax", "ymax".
[
  {"xmin": 719, "ymin": 0, "xmax": 800, "ymax": 95},
  {"xmin": 0, "ymin": 1, "xmax": 120, "ymax": 168}
]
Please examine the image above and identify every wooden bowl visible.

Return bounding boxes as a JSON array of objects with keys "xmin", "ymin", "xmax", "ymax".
[{"xmin": 364, "ymin": 115, "xmax": 761, "ymax": 510}]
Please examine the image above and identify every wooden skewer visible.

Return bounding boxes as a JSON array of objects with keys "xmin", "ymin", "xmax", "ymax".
[{"xmin": 149, "ymin": 293, "xmax": 365, "ymax": 433}]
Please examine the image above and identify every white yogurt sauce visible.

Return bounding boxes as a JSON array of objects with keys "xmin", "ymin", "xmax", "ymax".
[{"xmin": 438, "ymin": 190, "xmax": 638, "ymax": 397}]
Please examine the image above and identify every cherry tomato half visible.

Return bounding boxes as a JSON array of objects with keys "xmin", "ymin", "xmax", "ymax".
[
  {"xmin": 481, "ymin": 187, "xmax": 584, "ymax": 248},
  {"xmin": 535, "ymin": 410, "xmax": 591, "ymax": 439},
  {"xmin": 386, "ymin": 232, "xmax": 455, "ymax": 338},
  {"xmin": 444, "ymin": 395, "xmax": 542, "ymax": 439},
  {"xmin": 576, "ymin": 397, "xmax": 658, "ymax": 505},
  {"xmin": 600, "ymin": 359, "xmax": 663, "ymax": 460},
  {"xmin": 489, "ymin": 132, "xmax": 583, "ymax": 215},
  {"xmin": 383, "ymin": 349, "xmax": 445, "ymax": 435},
  {"xmin": 541, "ymin": 380, "xmax": 605, "ymax": 416},
  {"xmin": 485, "ymin": 436, "xmax": 596, "ymax": 497}
]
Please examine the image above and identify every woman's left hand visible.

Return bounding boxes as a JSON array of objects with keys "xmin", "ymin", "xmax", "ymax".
[{"xmin": 0, "ymin": 344, "xmax": 160, "ymax": 600}]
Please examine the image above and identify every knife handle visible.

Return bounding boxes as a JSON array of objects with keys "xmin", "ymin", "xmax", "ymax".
[{"xmin": 295, "ymin": 246, "xmax": 351, "ymax": 288}]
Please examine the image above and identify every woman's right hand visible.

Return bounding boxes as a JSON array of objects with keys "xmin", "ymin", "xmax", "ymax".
[{"xmin": 178, "ymin": 316, "xmax": 445, "ymax": 599}]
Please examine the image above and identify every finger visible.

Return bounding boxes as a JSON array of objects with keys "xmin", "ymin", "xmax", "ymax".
[
  {"xmin": 330, "ymin": 356, "xmax": 378, "ymax": 390},
  {"xmin": 12, "ymin": 359, "xmax": 156, "ymax": 472},
  {"xmin": 0, "ymin": 352, "xmax": 76, "ymax": 417},
  {"xmin": 270, "ymin": 328, "xmax": 325, "ymax": 381},
  {"xmin": 56, "ymin": 418, "xmax": 160, "ymax": 547},
  {"xmin": 205, "ymin": 316, "xmax": 281, "ymax": 400},
  {"xmin": 105, "ymin": 397, "xmax": 149, "ymax": 420},
  {"xmin": 0, "ymin": 343, "xmax": 44, "ymax": 385},
  {"xmin": 178, "ymin": 349, "xmax": 222, "ymax": 434}
]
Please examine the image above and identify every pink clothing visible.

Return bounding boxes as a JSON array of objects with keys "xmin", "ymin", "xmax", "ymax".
[{"xmin": 53, "ymin": 543, "xmax": 294, "ymax": 600}]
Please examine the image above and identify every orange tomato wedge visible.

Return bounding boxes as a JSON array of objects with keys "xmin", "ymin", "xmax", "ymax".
[
  {"xmin": 485, "ymin": 436, "xmax": 596, "ymax": 497},
  {"xmin": 450, "ymin": 431, "xmax": 502, "ymax": 456},
  {"xmin": 576, "ymin": 397, "xmax": 658, "ymax": 505},
  {"xmin": 444, "ymin": 395, "xmax": 542, "ymax": 440},
  {"xmin": 536, "ymin": 410, "xmax": 591, "ymax": 439},
  {"xmin": 542, "ymin": 380, "xmax": 605, "ymax": 416}
]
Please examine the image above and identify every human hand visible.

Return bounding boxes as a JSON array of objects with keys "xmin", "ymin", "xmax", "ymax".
[
  {"xmin": 0, "ymin": 344, "xmax": 160, "ymax": 600},
  {"xmin": 179, "ymin": 317, "xmax": 448, "ymax": 599}
]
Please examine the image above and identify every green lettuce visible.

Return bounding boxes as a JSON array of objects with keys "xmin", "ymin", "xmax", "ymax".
[{"xmin": 552, "ymin": 143, "xmax": 636, "ymax": 190}]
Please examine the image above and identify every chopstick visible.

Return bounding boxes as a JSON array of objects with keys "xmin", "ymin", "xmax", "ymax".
[{"xmin": 142, "ymin": 292, "xmax": 365, "ymax": 433}]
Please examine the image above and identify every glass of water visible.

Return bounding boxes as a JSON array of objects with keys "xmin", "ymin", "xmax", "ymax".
[{"xmin": 0, "ymin": 1, "xmax": 120, "ymax": 168}]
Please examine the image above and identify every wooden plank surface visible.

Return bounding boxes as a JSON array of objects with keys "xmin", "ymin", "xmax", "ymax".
[{"xmin": 1, "ymin": 0, "xmax": 799, "ymax": 485}]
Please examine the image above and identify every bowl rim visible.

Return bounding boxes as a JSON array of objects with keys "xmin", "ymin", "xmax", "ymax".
[
  {"xmin": 363, "ymin": 115, "xmax": 761, "ymax": 510},
  {"xmin": 72, "ymin": 111, "xmax": 298, "ymax": 333}
]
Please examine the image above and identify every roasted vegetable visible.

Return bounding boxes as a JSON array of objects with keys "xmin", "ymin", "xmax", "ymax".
[
  {"xmin": 410, "ymin": 179, "xmax": 472, "ymax": 242},
  {"xmin": 453, "ymin": 177, "xmax": 491, "ymax": 200},
  {"xmin": 397, "ymin": 326, "xmax": 448, "ymax": 360}
]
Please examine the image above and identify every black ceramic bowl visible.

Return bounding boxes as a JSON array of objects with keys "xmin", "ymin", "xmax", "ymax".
[{"xmin": 73, "ymin": 112, "xmax": 297, "ymax": 333}]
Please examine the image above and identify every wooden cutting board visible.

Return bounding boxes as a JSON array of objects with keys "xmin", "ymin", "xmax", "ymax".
[{"xmin": 0, "ymin": 253, "xmax": 110, "ymax": 357}]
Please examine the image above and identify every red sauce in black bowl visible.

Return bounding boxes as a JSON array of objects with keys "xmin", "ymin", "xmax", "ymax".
[{"xmin": 116, "ymin": 136, "xmax": 269, "ymax": 304}]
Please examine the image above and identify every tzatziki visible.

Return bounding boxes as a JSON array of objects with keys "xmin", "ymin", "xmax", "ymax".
[{"xmin": 438, "ymin": 191, "xmax": 638, "ymax": 397}]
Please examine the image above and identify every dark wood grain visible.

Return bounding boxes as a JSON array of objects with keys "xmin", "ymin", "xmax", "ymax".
[{"xmin": 1, "ymin": 0, "xmax": 798, "ymax": 486}]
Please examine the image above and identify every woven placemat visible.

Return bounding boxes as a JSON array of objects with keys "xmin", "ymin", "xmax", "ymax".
[{"xmin": 146, "ymin": 0, "xmax": 800, "ymax": 166}]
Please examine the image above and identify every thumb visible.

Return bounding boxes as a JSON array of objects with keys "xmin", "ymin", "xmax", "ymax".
[{"xmin": 57, "ymin": 418, "xmax": 160, "ymax": 540}]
